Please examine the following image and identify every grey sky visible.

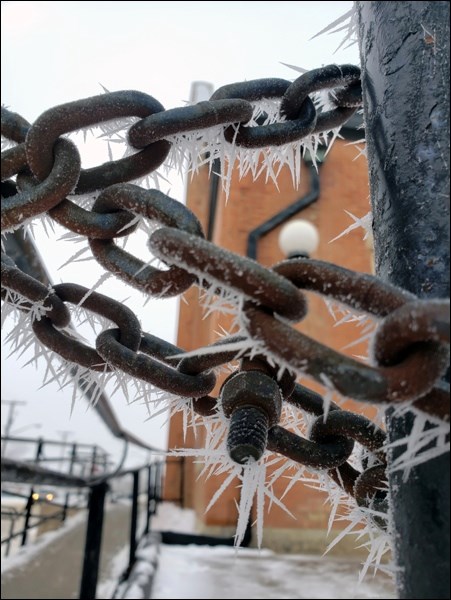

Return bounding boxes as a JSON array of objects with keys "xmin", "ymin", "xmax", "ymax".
[{"xmin": 1, "ymin": 1, "xmax": 358, "ymax": 466}]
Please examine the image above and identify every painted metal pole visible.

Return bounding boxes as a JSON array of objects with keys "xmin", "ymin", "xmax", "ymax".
[
  {"xmin": 79, "ymin": 482, "xmax": 107, "ymax": 600},
  {"xmin": 356, "ymin": 2, "xmax": 449, "ymax": 598},
  {"xmin": 127, "ymin": 470, "xmax": 140, "ymax": 575},
  {"xmin": 62, "ymin": 442, "xmax": 77, "ymax": 522},
  {"xmin": 21, "ymin": 438, "xmax": 43, "ymax": 547},
  {"xmin": 145, "ymin": 465, "xmax": 154, "ymax": 534}
]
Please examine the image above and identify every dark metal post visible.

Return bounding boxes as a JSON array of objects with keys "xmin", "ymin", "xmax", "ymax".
[
  {"xmin": 90, "ymin": 445, "xmax": 98, "ymax": 476},
  {"xmin": 357, "ymin": 2, "xmax": 449, "ymax": 598},
  {"xmin": 178, "ymin": 457, "xmax": 185, "ymax": 507},
  {"xmin": 21, "ymin": 438, "xmax": 44, "ymax": 546},
  {"xmin": 21, "ymin": 491, "xmax": 35, "ymax": 547},
  {"xmin": 4, "ymin": 508, "xmax": 18, "ymax": 557},
  {"xmin": 145, "ymin": 465, "xmax": 153, "ymax": 534},
  {"xmin": 62, "ymin": 442, "xmax": 77, "ymax": 522},
  {"xmin": 157, "ymin": 461, "xmax": 164, "ymax": 503},
  {"xmin": 79, "ymin": 482, "xmax": 107, "ymax": 600},
  {"xmin": 149, "ymin": 465, "xmax": 157, "ymax": 515},
  {"xmin": 127, "ymin": 471, "xmax": 140, "ymax": 574}
]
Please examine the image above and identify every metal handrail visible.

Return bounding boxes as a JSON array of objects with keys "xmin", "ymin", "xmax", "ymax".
[{"xmin": 1, "ymin": 453, "xmax": 168, "ymax": 599}]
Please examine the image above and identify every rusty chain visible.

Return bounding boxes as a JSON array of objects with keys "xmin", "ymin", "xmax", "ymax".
[{"xmin": 1, "ymin": 64, "xmax": 450, "ymax": 517}]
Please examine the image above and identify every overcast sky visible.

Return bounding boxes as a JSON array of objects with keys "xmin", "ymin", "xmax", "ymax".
[{"xmin": 1, "ymin": 1, "xmax": 358, "ymax": 467}]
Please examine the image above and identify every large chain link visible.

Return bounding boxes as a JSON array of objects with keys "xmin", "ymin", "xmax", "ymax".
[{"xmin": 2, "ymin": 64, "xmax": 449, "ymax": 517}]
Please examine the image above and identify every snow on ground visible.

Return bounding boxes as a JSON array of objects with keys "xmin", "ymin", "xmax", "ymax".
[
  {"xmin": 151, "ymin": 501, "xmax": 197, "ymax": 533},
  {"xmin": 96, "ymin": 544, "xmax": 130, "ymax": 600},
  {"xmin": 138, "ymin": 503, "xmax": 395, "ymax": 600},
  {"xmin": 150, "ymin": 545, "xmax": 396, "ymax": 600}
]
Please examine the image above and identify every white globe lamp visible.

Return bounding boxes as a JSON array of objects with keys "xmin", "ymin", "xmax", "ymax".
[{"xmin": 278, "ymin": 219, "xmax": 319, "ymax": 258}]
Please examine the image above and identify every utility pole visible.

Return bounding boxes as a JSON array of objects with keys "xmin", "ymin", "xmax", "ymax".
[
  {"xmin": 356, "ymin": 2, "xmax": 449, "ymax": 598},
  {"xmin": 1, "ymin": 399, "xmax": 27, "ymax": 456}
]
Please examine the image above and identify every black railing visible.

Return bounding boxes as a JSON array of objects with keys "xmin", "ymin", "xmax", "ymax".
[
  {"xmin": 1, "ymin": 435, "xmax": 170, "ymax": 599},
  {"xmin": 1, "ymin": 481, "xmax": 87, "ymax": 554},
  {"xmin": 1, "ymin": 506, "xmax": 20, "ymax": 558},
  {"xmin": 2, "ymin": 434, "xmax": 105, "ymax": 553},
  {"xmin": 80, "ymin": 462, "xmax": 167, "ymax": 599}
]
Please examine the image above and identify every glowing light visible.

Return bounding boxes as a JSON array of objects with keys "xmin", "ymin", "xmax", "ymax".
[{"xmin": 278, "ymin": 219, "xmax": 320, "ymax": 257}]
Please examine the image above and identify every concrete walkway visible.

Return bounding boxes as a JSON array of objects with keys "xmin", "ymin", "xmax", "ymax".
[{"xmin": 1, "ymin": 502, "xmax": 132, "ymax": 599}]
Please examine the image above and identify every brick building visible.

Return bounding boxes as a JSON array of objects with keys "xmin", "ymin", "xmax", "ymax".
[{"xmin": 164, "ymin": 109, "xmax": 374, "ymax": 554}]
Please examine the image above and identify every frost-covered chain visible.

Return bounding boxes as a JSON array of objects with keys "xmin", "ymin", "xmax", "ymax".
[
  {"xmin": 1, "ymin": 64, "xmax": 450, "ymax": 517},
  {"xmin": 1, "ymin": 63, "xmax": 360, "ymax": 230},
  {"xmin": 0, "ymin": 255, "xmax": 392, "ymax": 511},
  {"xmin": 3, "ymin": 226, "xmax": 448, "ymax": 414},
  {"xmin": 149, "ymin": 228, "xmax": 450, "ymax": 421}
]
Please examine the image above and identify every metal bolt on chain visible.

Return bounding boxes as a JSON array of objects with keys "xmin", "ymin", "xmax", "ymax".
[{"xmin": 220, "ymin": 370, "xmax": 283, "ymax": 464}]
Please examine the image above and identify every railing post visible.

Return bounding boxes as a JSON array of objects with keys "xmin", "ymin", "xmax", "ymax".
[
  {"xmin": 20, "ymin": 492, "xmax": 34, "ymax": 547},
  {"xmin": 62, "ymin": 442, "xmax": 77, "ymax": 522},
  {"xmin": 79, "ymin": 482, "xmax": 108, "ymax": 600},
  {"xmin": 357, "ymin": 2, "xmax": 449, "ymax": 598},
  {"xmin": 21, "ymin": 438, "xmax": 44, "ymax": 546},
  {"xmin": 4, "ymin": 509, "xmax": 18, "ymax": 557},
  {"xmin": 149, "ymin": 464, "xmax": 157, "ymax": 516},
  {"xmin": 127, "ymin": 470, "xmax": 140, "ymax": 575},
  {"xmin": 178, "ymin": 457, "xmax": 184, "ymax": 507},
  {"xmin": 156, "ymin": 461, "xmax": 163, "ymax": 503},
  {"xmin": 145, "ymin": 465, "xmax": 153, "ymax": 534},
  {"xmin": 90, "ymin": 445, "xmax": 98, "ymax": 476}
]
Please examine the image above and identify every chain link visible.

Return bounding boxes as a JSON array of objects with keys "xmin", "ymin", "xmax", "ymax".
[
  {"xmin": 1, "ymin": 65, "xmax": 449, "ymax": 513},
  {"xmin": 2, "ymin": 138, "xmax": 81, "ymax": 230}
]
